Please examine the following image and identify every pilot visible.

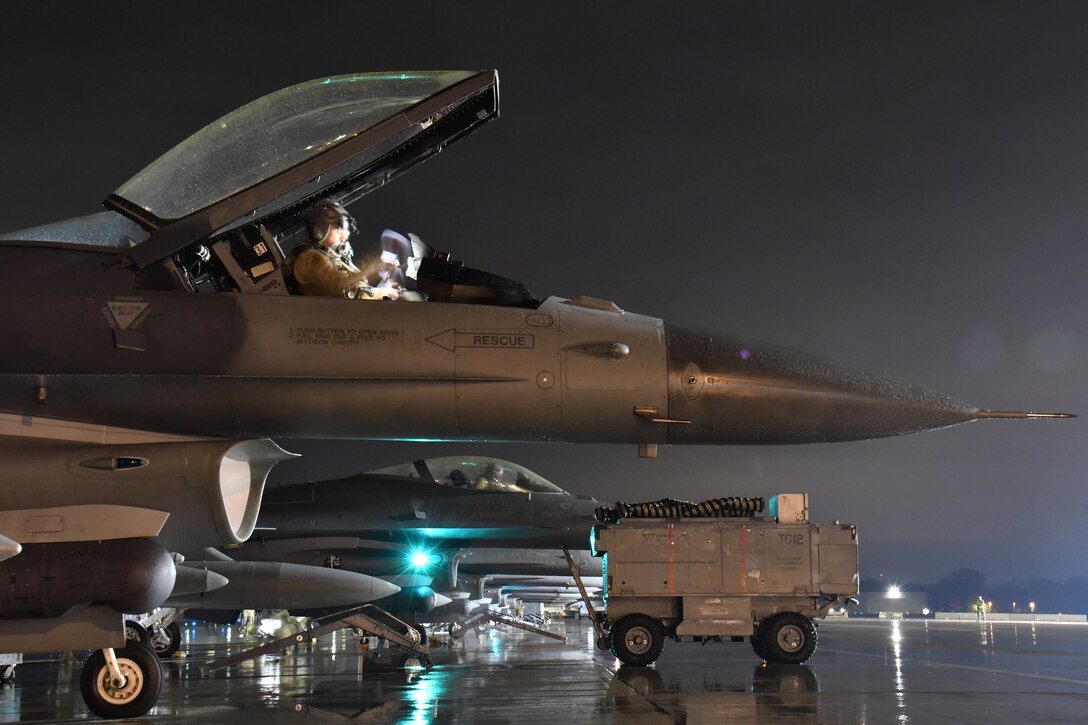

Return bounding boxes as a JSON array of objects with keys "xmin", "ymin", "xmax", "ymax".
[
  {"xmin": 285, "ymin": 200, "xmax": 399, "ymax": 300},
  {"xmin": 475, "ymin": 462, "xmax": 504, "ymax": 490}
]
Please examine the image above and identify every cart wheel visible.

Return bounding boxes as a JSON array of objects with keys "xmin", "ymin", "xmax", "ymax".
[
  {"xmin": 410, "ymin": 623, "xmax": 427, "ymax": 643},
  {"xmin": 79, "ymin": 642, "xmax": 162, "ymax": 719},
  {"xmin": 760, "ymin": 612, "xmax": 817, "ymax": 664},
  {"xmin": 749, "ymin": 630, "xmax": 772, "ymax": 661},
  {"xmin": 0, "ymin": 665, "xmax": 15, "ymax": 683},
  {"xmin": 124, "ymin": 620, "xmax": 148, "ymax": 645},
  {"xmin": 609, "ymin": 614, "xmax": 665, "ymax": 666},
  {"xmin": 149, "ymin": 622, "xmax": 181, "ymax": 658}
]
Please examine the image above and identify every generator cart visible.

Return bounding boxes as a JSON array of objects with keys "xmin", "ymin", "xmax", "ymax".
[{"xmin": 585, "ymin": 494, "xmax": 857, "ymax": 666}]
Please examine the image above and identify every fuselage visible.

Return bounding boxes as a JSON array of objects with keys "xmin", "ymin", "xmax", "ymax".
[
  {"xmin": 0, "ymin": 243, "xmax": 989, "ymax": 446},
  {"xmin": 255, "ymin": 474, "xmax": 599, "ymax": 547}
]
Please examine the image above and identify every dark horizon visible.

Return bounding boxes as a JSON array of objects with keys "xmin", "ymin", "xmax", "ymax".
[{"xmin": 861, "ymin": 568, "xmax": 1088, "ymax": 615}]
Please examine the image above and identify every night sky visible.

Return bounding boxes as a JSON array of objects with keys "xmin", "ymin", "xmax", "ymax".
[{"xmin": 1, "ymin": 2, "xmax": 1084, "ymax": 584}]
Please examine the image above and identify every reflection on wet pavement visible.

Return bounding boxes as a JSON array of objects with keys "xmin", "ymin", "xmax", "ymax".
[{"xmin": 4, "ymin": 618, "xmax": 1088, "ymax": 723}]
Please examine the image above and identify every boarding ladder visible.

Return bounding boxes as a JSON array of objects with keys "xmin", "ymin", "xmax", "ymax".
[
  {"xmin": 201, "ymin": 604, "xmax": 431, "ymax": 675},
  {"xmin": 450, "ymin": 609, "xmax": 566, "ymax": 642}
]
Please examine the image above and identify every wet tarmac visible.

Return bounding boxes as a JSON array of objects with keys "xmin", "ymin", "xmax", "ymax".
[{"xmin": 4, "ymin": 617, "xmax": 1088, "ymax": 723}]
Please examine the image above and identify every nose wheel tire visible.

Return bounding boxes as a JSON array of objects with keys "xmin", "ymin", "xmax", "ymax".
[
  {"xmin": 79, "ymin": 642, "xmax": 162, "ymax": 719},
  {"xmin": 757, "ymin": 612, "xmax": 817, "ymax": 664},
  {"xmin": 609, "ymin": 614, "xmax": 665, "ymax": 666}
]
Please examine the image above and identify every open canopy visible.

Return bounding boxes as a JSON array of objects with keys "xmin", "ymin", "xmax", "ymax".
[{"xmin": 108, "ymin": 70, "xmax": 498, "ymax": 268}]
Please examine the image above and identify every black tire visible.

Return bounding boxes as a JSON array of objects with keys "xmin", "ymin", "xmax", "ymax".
[
  {"xmin": 124, "ymin": 620, "xmax": 148, "ymax": 645},
  {"xmin": 760, "ymin": 612, "xmax": 817, "ymax": 665},
  {"xmin": 410, "ymin": 623, "xmax": 427, "ymax": 643},
  {"xmin": 79, "ymin": 642, "xmax": 163, "ymax": 719},
  {"xmin": 150, "ymin": 622, "xmax": 181, "ymax": 658},
  {"xmin": 609, "ymin": 614, "xmax": 665, "ymax": 666},
  {"xmin": 750, "ymin": 631, "xmax": 771, "ymax": 661},
  {"xmin": 0, "ymin": 665, "xmax": 15, "ymax": 683}
]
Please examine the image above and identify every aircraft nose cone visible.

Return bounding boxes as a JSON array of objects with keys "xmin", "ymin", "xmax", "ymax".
[{"xmin": 664, "ymin": 323, "xmax": 984, "ymax": 444}]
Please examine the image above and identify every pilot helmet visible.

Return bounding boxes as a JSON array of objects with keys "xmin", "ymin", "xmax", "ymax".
[{"xmin": 305, "ymin": 199, "xmax": 356, "ymax": 245}]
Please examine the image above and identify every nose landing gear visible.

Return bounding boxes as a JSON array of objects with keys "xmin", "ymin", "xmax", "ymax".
[{"xmin": 79, "ymin": 641, "xmax": 162, "ymax": 719}]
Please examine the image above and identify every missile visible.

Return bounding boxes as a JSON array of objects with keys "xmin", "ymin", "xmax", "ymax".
[
  {"xmin": 426, "ymin": 599, "xmax": 474, "ymax": 618},
  {"xmin": 0, "ymin": 535, "xmax": 20, "ymax": 562},
  {"xmin": 171, "ymin": 565, "xmax": 229, "ymax": 597},
  {"xmin": 166, "ymin": 561, "xmax": 399, "ymax": 610},
  {"xmin": 373, "ymin": 585, "xmax": 452, "ymax": 614}
]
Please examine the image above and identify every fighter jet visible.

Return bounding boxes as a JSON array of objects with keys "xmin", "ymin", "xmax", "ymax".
[
  {"xmin": 223, "ymin": 455, "xmax": 603, "ymax": 625},
  {"xmin": 0, "ymin": 69, "xmax": 1068, "ymax": 453},
  {"xmin": 255, "ymin": 455, "xmax": 599, "ymax": 548},
  {"xmin": 0, "ymin": 69, "xmax": 1069, "ymax": 718}
]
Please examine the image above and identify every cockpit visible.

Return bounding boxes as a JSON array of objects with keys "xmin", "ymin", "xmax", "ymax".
[
  {"xmin": 0, "ymin": 70, "xmax": 539, "ymax": 308},
  {"xmin": 367, "ymin": 456, "xmax": 568, "ymax": 495}
]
